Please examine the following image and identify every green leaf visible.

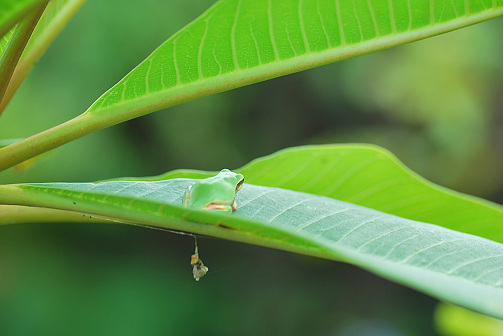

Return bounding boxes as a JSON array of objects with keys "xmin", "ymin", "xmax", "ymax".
[
  {"xmin": 87, "ymin": 0, "xmax": 503, "ymax": 115},
  {"xmin": 121, "ymin": 144, "xmax": 503, "ymax": 244},
  {"xmin": 0, "ymin": 0, "xmax": 47, "ymax": 38},
  {"xmin": 0, "ymin": 0, "xmax": 86, "ymax": 113},
  {"xmin": 240, "ymin": 145, "xmax": 503, "ymax": 243},
  {"xmin": 2, "ymin": 0, "xmax": 503, "ymax": 170},
  {"xmin": 0, "ymin": 179, "xmax": 502, "ymax": 319}
]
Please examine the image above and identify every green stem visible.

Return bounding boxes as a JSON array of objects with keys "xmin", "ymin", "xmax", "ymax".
[
  {"xmin": 0, "ymin": 2, "xmax": 47, "ymax": 108},
  {"xmin": 0, "ymin": 97, "xmax": 157, "ymax": 171},
  {"xmin": 0, "ymin": 204, "xmax": 111, "ymax": 224},
  {"xmin": 0, "ymin": 74, "xmax": 210, "ymax": 172},
  {"xmin": 0, "ymin": 112, "xmax": 101, "ymax": 171}
]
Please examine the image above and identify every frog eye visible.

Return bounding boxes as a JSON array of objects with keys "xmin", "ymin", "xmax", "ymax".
[{"xmin": 235, "ymin": 178, "xmax": 244, "ymax": 192}]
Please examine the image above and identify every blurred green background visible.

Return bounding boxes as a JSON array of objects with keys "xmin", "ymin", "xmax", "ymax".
[{"xmin": 0, "ymin": 0, "xmax": 502, "ymax": 335}]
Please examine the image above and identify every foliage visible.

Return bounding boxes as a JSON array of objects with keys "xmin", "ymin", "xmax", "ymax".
[{"xmin": 0, "ymin": 0, "xmax": 503, "ymax": 334}]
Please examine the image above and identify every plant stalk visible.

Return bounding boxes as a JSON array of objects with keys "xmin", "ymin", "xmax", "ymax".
[{"xmin": 0, "ymin": 112, "xmax": 105, "ymax": 172}]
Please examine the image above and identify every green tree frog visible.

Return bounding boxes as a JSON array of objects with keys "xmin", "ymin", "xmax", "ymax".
[{"xmin": 182, "ymin": 169, "xmax": 244, "ymax": 212}]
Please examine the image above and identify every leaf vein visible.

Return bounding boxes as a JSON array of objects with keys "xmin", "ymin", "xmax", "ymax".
[
  {"xmin": 336, "ymin": 215, "xmax": 387, "ymax": 243},
  {"xmin": 447, "ymin": 254, "xmax": 503, "ymax": 274}
]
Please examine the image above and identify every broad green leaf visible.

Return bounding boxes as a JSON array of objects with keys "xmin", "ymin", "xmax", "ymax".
[
  {"xmin": 2, "ymin": 0, "xmax": 503, "ymax": 170},
  {"xmin": 120, "ymin": 144, "xmax": 503, "ymax": 244},
  {"xmin": 87, "ymin": 0, "xmax": 503, "ymax": 115},
  {"xmin": 0, "ymin": 179, "xmax": 502, "ymax": 319},
  {"xmin": 0, "ymin": 0, "xmax": 86, "ymax": 113},
  {"xmin": 240, "ymin": 145, "xmax": 503, "ymax": 243},
  {"xmin": 0, "ymin": 0, "xmax": 47, "ymax": 38}
]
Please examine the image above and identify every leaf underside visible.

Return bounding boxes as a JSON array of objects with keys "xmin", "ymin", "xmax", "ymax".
[{"xmin": 1, "ymin": 179, "xmax": 502, "ymax": 319}]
